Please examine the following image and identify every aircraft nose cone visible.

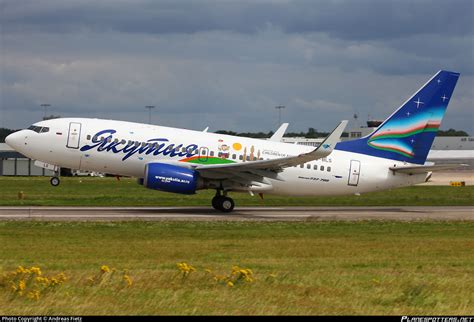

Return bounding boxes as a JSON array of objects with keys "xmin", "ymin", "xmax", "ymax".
[{"xmin": 5, "ymin": 131, "xmax": 26, "ymax": 151}]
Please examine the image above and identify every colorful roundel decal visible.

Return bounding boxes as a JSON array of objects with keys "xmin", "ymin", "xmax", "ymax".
[{"xmin": 233, "ymin": 143, "xmax": 242, "ymax": 151}]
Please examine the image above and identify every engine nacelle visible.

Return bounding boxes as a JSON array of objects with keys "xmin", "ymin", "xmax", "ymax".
[{"xmin": 144, "ymin": 163, "xmax": 198, "ymax": 195}]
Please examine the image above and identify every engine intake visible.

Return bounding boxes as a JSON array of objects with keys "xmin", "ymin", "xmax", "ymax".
[{"xmin": 144, "ymin": 163, "xmax": 198, "ymax": 195}]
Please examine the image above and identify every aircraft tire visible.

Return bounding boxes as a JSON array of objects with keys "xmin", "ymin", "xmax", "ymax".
[
  {"xmin": 219, "ymin": 197, "xmax": 235, "ymax": 213},
  {"xmin": 50, "ymin": 177, "xmax": 60, "ymax": 187},
  {"xmin": 211, "ymin": 196, "xmax": 222, "ymax": 211}
]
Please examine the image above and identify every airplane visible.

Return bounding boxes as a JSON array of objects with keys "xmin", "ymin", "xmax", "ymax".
[{"xmin": 5, "ymin": 70, "xmax": 463, "ymax": 212}]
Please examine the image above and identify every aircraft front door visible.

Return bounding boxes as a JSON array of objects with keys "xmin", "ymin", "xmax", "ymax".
[
  {"xmin": 198, "ymin": 147, "xmax": 209, "ymax": 162},
  {"xmin": 66, "ymin": 122, "xmax": 82, "ymax": 149},
  {"xmin": 348, "ymin": 160, "xmax": 361, "ymax": 186}
]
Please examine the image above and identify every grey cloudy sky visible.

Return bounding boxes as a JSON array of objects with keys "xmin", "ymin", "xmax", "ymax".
[{"xmin": 1, "ymin": 0, "xmax": 473, "ymax": 133}]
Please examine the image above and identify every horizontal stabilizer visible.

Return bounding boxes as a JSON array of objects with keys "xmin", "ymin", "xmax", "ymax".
[{"xmin": 389, "ymin": 163, "xmax": 469, "ymax": 175}]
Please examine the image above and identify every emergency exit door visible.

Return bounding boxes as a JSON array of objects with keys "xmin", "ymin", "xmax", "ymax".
[
  {"xmin": 348, "ymin": 160, "xmax": 361, "ymax": 186},
  {"xmin": 66, "ymin": 122, "xmax": 82, "ymax": 149}
]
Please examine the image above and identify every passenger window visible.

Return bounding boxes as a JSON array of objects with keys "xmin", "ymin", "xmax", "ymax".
[
  {"xmin": 210, "ymin": 151, "xmax": 214, "ymax": 157},
  {"xmin": 246, "ymin": 156, "xmax": 250, "ymax": 161},
  {"xmin": 107, "ymin": 137, "xmax": 112, "ymax": 143},
  {"xmin": 134, "ymin": 142, "xmax": 140, "ymax": 147},
  {"xmin": 87, "ymin": 135, "xmax": 91, "ymax": 140},
  {"xmin": 232, "ymin": 154, "xmax": 236, "ymax": 159},
  {"xmin": 327, "ymin": 166, "xmax": 331, "ymax": 172},
  {"xmin": 121, "ymin": 139, "xmax": 126, "ymax": 144},
  {"xmin": 300, "ymin": 164, "xmax": 304, "ymax": 168},
  {"xmin": 114, "ymin": 138, "xmax": 119, "ymax": 143},
  {"xmin": 307, "ymin": 164, "xmax": 311, "ymax": 169},
  {"xmin": 320, "ymin": 166, "xmax": 324, "ymax": 171},
  {"xmin": 313, "ymin": 164, "xmax": 318, "ymax": 170},
  {"xmin": 239, "ymin": 155, "xmax": 243, "ymax": 160}
]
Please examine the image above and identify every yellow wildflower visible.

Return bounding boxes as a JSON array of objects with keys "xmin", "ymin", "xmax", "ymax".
[
  {"xmin": 30, "ymin": 267, "xmax": 42, "ymax": 276},
  {"xmin": 35, "ymin": 276, "xmax": 50, "ymax": 285},
  {"xmin": 18, "ymin": 280, "xmax": 26, "ymax": 291},
  {"xmin": 227, "ymin": 281, "xmax": 234, "ymax": 288},
  {"xmin": 123, "ymin": 274, "xmax": 133, "ymax": 287},
  {"xmin": 16, "ymin": 266, "xmax": 27, "ymax": 274},
  {"xmin": 57, "ymin": 273, "xmax": 67, "ymax": 283},
  {"xmin": 230, "ymin": 266, "xmax": 254, "ymax": 283},
  {"xmin": 100, "ymin": 265, "xmax": 110, "ymax": 273},
  {"xmin": 176, "ymin": 262, "xmax": 196, "ymax": 277},
  {"xmin": 27, "ymin": 290, "xmax": 40, "ymax": 301}
]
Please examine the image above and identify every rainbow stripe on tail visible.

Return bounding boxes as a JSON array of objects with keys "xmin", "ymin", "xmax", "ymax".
[{"xmin": 336, "ymin": 70, "xmax": 460, "ymax": 164}]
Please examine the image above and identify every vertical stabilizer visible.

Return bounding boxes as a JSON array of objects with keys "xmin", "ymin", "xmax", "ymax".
[{"xmin": 336, "ymin": 70, "xmax": 460, "ymax": 164}]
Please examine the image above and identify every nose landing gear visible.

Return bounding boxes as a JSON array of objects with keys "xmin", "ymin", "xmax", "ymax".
[
  {"xmin": 211, "ymin": 191, "xmax": 235, "ymax": 213},
  {"xmin": 50, "ymin": 177, "xmax": 60, "ymax": 186},
  {"xmin": 50, "ymin": 169, "xmax": 61, "ymax": 187}
]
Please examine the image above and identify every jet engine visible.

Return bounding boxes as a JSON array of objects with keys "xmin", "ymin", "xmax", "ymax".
[{"xmin": 144, "ymin": 163, "xmax": 199, "ymax": 194}]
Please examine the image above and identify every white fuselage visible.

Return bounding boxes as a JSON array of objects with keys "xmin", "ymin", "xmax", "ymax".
[{"xmin": 6, "ymin": 118, "xmax": 427, "ymax": 196}]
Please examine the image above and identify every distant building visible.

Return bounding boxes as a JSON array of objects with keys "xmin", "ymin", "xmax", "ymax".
[{"xmin": 0, "ymin": 143, "xmax": 55, "ymax": 176}]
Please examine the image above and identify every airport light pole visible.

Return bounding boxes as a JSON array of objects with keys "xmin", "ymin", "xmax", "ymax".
[
  {"xmin": 275, "ymin": 105, "xmax": 285, "ymax": 125},
  {"xmin": 41, "ymin": 104, "xmax": 51, "ymax": 120},
  {"xmin": 145, "ymin": 105, "xmax": 155, "ymax": 124}
]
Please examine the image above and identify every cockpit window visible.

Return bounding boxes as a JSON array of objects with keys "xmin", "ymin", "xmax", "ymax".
[
  {"xmin": 28, "ymin": 125, "xmax": 41, "ymax": 133},
  {"xmin": 27, "ymin": 125, "xmax": 50, "ymax": 133}
]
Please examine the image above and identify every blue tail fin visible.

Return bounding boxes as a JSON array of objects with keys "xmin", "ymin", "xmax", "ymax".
[{"xmin": 336, "ymin": 70, "xmax": 460, "ymax": 164}]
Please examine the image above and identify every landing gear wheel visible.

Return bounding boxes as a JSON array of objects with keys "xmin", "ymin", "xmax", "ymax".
[
  {"xmin": 50, "ymin": 177, "xmax": 60, "ymax": 187},
  {"xmin": 212, "ymin": 196, "xmax": 222, "ymax": 210},
  {"xmin": 219, "ymin": 197, "xmax": 235, "ymax": 213}
]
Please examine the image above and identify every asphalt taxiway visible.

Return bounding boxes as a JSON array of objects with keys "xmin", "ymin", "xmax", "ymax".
[{"xmin": 0, "ymin": 206, "xmax": 472, "ymax": 221}]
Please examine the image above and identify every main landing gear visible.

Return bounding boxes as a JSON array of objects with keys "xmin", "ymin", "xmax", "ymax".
[{"xmin": 211, "ymin": 191, "xmax": 235, "ymax": 213}]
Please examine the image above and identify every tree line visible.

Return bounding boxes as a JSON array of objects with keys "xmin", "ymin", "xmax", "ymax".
[
  {"xmin": 0, "ymin": 127, "xmax": 470, "ymax": 143},
  {"xmin": 215, "ymin": 128, "xmax": 470, "ymax": 139}
]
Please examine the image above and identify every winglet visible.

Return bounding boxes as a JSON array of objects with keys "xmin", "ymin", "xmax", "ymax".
[
  {"xmin": 269, "ymin": 123, "xmax": 289, "ymax": 142},
  {"xmin": 298, "ymin": 120, "xmax": 348, "ymax": 162},
  {"xmin": 203, "ymin": 126, "xmax": 209, "ymax": 132},
  {"xmin": 315, "ymin": 120, "xmax": 348, "ymax": 153}
]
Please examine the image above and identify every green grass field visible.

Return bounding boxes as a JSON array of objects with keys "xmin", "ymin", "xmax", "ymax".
[
  {"xmin": 1, "ymin": 221, "xmax": 473, "ymax": 315},
  {"xmin": 0, "ymin": 176, "xmax": 473, "ymax": 206}
]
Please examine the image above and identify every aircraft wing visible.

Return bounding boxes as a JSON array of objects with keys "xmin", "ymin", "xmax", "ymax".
[
  {"xmin": 389, "ymin": 163, "xmax": 469, "ymax": 175},
  {"xmin": 193, "ymin": 120, "xmax": 348, "ymax": 182}
]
